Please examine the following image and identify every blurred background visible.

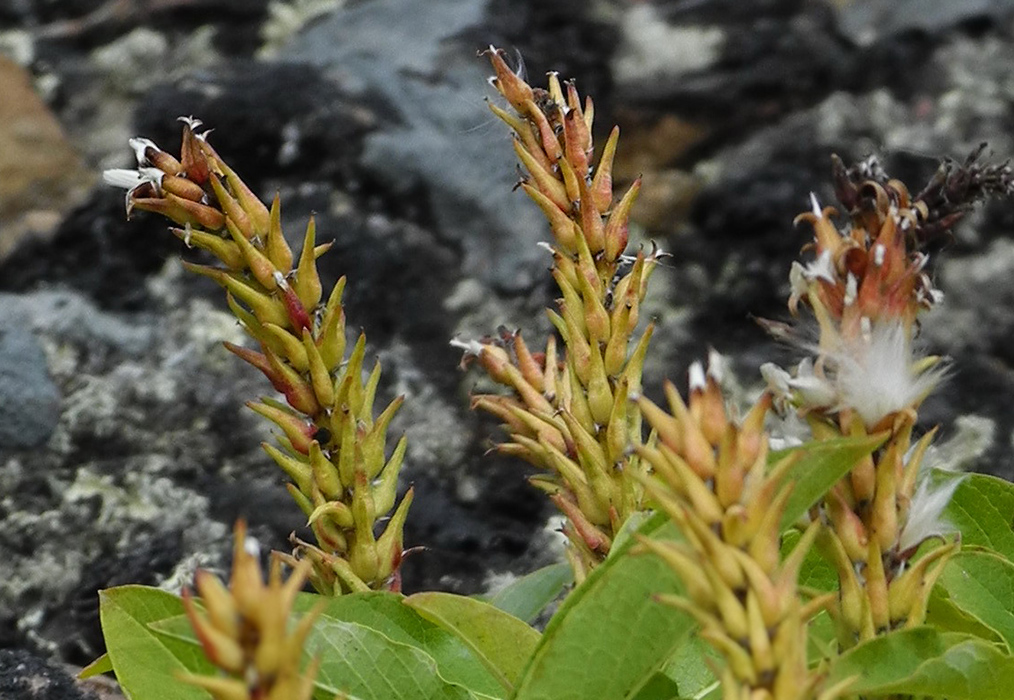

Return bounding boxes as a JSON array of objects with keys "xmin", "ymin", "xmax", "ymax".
[{"xmin": 3, "ymin": 0, "xmax": 1014, "ymax": 693}]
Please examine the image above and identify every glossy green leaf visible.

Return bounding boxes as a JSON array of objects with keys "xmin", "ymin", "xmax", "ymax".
[
  {"xmin": 512, "ymin": 515, "xmax": 694, "ymax": 700},
  {"xmin": 826, "ymin": 627, "xmax": 1014, "ymax": 698},
  {"xmin": 770, "ymin": 433, "xmax": 887, "ymax": 531},
  {"xmin": 99, "ymin": 585, "xmax": 215, "ymax": 700},
  {"xmin": 937, "ymin": 551, "xmax": 1014, "ymax": 651},
  {"xmin": 406, "ymin": 591, "xmax": 540, "ymax": 693},
  {"xmin": 483, "ymin": 563, "xmax": 573, "ymax": 623},
  {"xmin": 78, "ymin": 653, "xmax": 113, "ymax": 679},
  {"xmin": 942, "ymin": 472, "xmax": 1014, "ymax": 561}
]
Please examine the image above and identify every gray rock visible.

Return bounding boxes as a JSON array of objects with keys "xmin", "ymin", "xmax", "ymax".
[
  {"xmin": 0, "ymin": 304, "xmax": 61, "ymax": 449},
  {"xmin": 282, "ymin": 0, "xmax": 549, "ymax": 293},
  {"xmin": 831, "ymin": 0, "xmax": 1014, "ymax": 46}
]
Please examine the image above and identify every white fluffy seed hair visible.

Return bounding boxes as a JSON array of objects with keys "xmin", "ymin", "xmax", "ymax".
[
  {"xmin": 830, "ymin": 321, "xmax": 948, "ymax": 427},
  {"xmin": 897, "ymin": 475, "xmax": 964, "ymax": 553}
]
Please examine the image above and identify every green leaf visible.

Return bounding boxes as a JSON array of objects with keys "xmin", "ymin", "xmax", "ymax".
[
  {"xmin": 623, "ymin": 670, "xmax": 680, "ymax": 700},
  {"xmin": 302, "ymin": 592, "xmax": 503, "ymax": 698},
  {"xmin": 942, "ymin": 472, "xmax": 1014, "ymax": 561},
  {"xmin": 150, "ymin": 590, "xmax": 504, "ymax": 700},
  {"xmin": 608, "ymin": 510, "xmax": 655, "ymax": 556},
  {"xmin": 483, "ymin": 563, "xmax": 573, "ymax": 623},
  {"xmin": 826, "ymin": 627, "xmax": 1014, "ymax": 698},
  {"xmin": 770, "ymin": 433, "xmax": 887, "ymax": 531},
  {"xmin": 78, "ymin": 653, "xmax": 113, "ymax": 679},
  {"xmin": 406, "ymin": 592, "xmax": 540, "ymax": 693},
  {"xmin": 657, "ymin": 634, "xmax": 717, "ymax": 700},
  {"xmin": 926, "ymin": 586, "xmax": 1005, "ymax": 645},
  {"xmin": 307, "ymin": 617, "xmax": 487, "ymax": 700},
  {"xmin": 937, "ymin": 551, "xmax": 1014, "ymax": 651},
  {"xmin": 99, "ymin": 585, "xmax": 215, "ymax": 700},
  {"xmin": 512, "ymin": 515, "xmax": 695, "ymax": 700}
]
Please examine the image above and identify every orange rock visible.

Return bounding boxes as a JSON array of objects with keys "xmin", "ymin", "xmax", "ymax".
[{"xmin": 0, "ymin": 55, "xmax": 93, "ymax": 262}]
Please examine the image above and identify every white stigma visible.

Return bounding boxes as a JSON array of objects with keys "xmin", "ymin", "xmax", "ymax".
[
  {"xmin": 688, "ymin": 361, "xmax": 706, "ymax": 392},
  {"xmin": 809, "ymin": 191, "xmax": 822, "ymax": 217}
]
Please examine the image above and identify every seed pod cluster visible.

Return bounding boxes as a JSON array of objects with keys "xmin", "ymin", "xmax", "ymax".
[
  {"xmin": 762, "ymin": 160, "xmax": 964, "ymax": 647},
  {"xmin": 179, "ymin": 521, "xmax": 323, "ymax": 700},
  {"xmin": 457, "ymin": 48, "xmax": 664, "ymax": 579},
  {"xmin": 637, "ymin": 359, "xmax": 830, "ymax": 700},
  {"xmin": 106, "ymin": 119, "xmax": 411, "ymax": 594}
]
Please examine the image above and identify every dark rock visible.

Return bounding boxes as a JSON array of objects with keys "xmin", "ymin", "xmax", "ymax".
[
  {"xmin": 135, "ymin": 60, "xmax": 374, "ymax": 186},
  {"xmin": 0, "ymin": 649, "xmax": 97, "ymax": 700}
]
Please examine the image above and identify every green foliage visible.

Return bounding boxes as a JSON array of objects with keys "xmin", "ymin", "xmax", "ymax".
[
  {"xmin": 942, "ymin": 471, "xmax": 1014, "ymax": 560},
  {"xmin": 99, "ymin": 586, "xmax": 216, "ymax": 700},
  {"xmin": 825, "ymin": 628, "xmax": 1014, "ymax": 698},
  {"xmin": 480, "ymin": 562, "xmax": 573, "ymax": 624},
  {"xmin": 91, "ymin": 433, "xmax": 1014, "ymax": 700},
  {"xmin": 771, "ymin": 432, "xmax": 889, "ymax": 530}
]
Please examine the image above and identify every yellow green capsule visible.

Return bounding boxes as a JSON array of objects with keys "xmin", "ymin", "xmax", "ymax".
[
  {"xmin": 520, "ymin": 97, "xmax": 563, "ymax": 163},
  {"xmin": 563, "ymin": 356, "xmax": 595, "ymax": 430},
  {"xmin": 309, "ymin": 441, "xmax": 342, "ymax": 499},
  {"xmin": 204, "ymin": 268, "xmax": 289, "ymax": 328},
  {"xmin": 372, "ymin": 436, "xmax": 408, "ymax": 515},
  {"xmin": 375, "ymin": 488, "xmax": 414, "ymax": 582},
  {"xmin": 286, "ymin": 483, "xmax": 315, "ymax": 518},
  {"xmin": 605, "ymin": 377, "xmax": 629, "ymax": 465},
  {"xmin": 293, "ymin": 217, "xmax": 323, "ymax": 311},
  {"xmin": 247, "ymin": 399, "xmax": 314, "ymax": 454},
  {"xmin": 317, "ymin": 305, "xmax": 347, "ymax": 372},
  {"xmin": 340, "ymin": 334, "xmax": 368, "ymax": 411},
  {"xmin": 522, "ymin": 184, "xmax": 579, "ymax": 253},
  {"xmin": 172, "ymin": 227, "xmax": 245, "ymax": 270},
  {"xmin": 360, "ymin": 362, "xmax": 383, "ymax": 424},
  {"xmin": 552, "ymin": 269, "xmax": 588, "ymax": 340},
  {"xmin": 583, "ymin": 343, "xmax": 612, "ymax": 426},
  {"xmin": 577, "ymin": 266, "xmax": 610, "ymax": 344},
  {"xmin": 513, "ymin": 139, "xmax": 570, "ymax": 212},
  {"xmin": 302, "ymin": 329, "xmax": 335, "ymax": 408},
  {"xmin": 266, "ymin": 350, "xmax": 319, "ymax": 416},
  {"xmin": 577, "ymin": 177, "xmax": 605, "ymax": 254},
  {"xmin": 559, "ymin": 410, "xmax": 608, "ymax": 477},
  {"xmin": 219, "ymin": 156, "xmax": 271, "ymax": 238},
  {"xmin": 225, "ymin": 216, "xmax": 277, "ymax": 290},
  {"xmin": 336, "ymin": 412, "xmax": 358, "ymax": 488},
  {"xmin": 209, "ymin": 172, "xmax": 253, "ymax": 240},
  {"xmin": 603, "ymin": 178, "xmax": 640, "ymax": 262},
  {"xmin": 262, "ymin": 323, "xmax": 309, "ymax": 372},
  {"xmin": 485, "ymin": 47, "xmax": 535, "ymax": 113},
  {"xmin": 589, "ymin": 126, "xmax": 619, "ymax": 213},
  {"xmin": 262, "ymin": 441, "xmax": 313, "ymax": 494},
  {"xmin": 193, "ymin": 569, "xmax": 239, "ymax": 639},
  {"xmin": 265, "ymin": 193, "xmax": 294, "ymax": 273},
  {"xmin": 361, "ymin": 395, "xmax": 404, "ymax": 479},
  {"xmin": 557, "ymin": 150, "xmax": 582, "ymax": 206},
  {"xmin": 307, "ymin": 500, "xmax": 355, "ymax": 529}
]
